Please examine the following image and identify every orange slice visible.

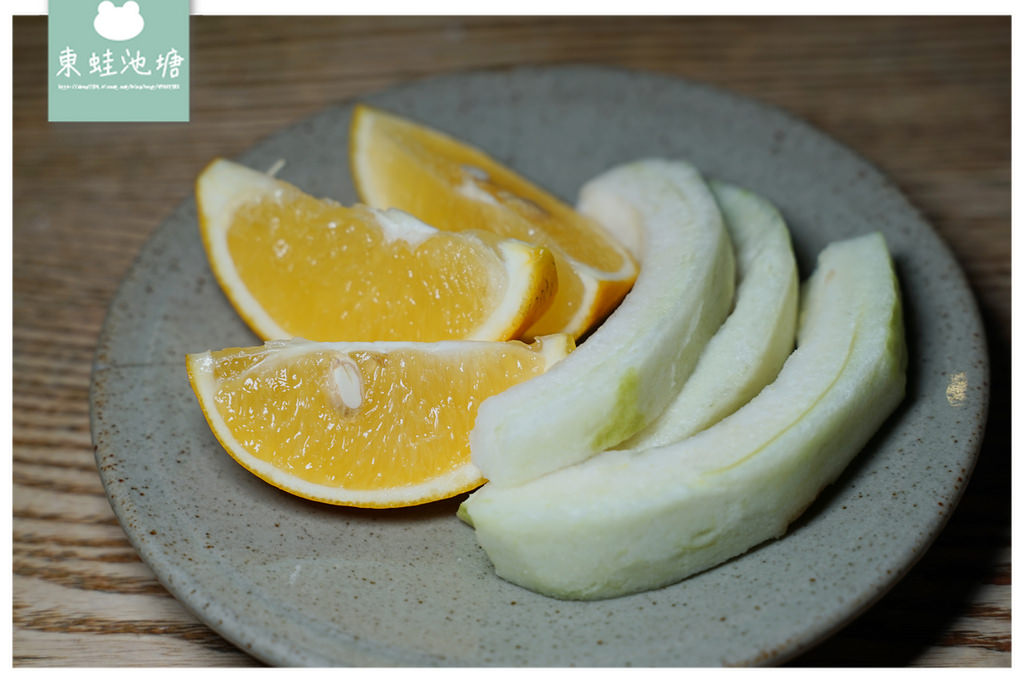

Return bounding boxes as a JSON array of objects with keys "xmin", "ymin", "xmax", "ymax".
[
  {"xmin": 349, "ymin": 104, "xmax": 638, "ymax": 339},
  {"xmin": 196, "ymin": 158, "xmax": 557, "ymax": 342},
  {"xmin": 187, "ymin": 334, "xmax": 574, "ymax": 508}
]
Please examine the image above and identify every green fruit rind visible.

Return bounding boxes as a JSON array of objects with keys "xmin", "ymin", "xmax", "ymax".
[
  {"xmin": 470, "ymin": 159, "xmax": 735, "ymax": 486},
  {"xmin": 462, "ymin": 233, "xmax": 906, "ymax": 600},
  {"xmin": 620, "ymin": 181, "xmax": 799, "ymax": 449}
]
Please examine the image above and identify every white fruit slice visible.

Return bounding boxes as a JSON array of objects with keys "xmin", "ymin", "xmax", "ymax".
[
  {"xmin": 620, "ymin": 181, "xmax": 799, "ymax": 449},
  {"xmin": 470, "ymin": 159, "xmax": 735, "ymax": 485},
  {"xmin": 460, "ymin": 233, "xmax": 907, "ymax": 600}
]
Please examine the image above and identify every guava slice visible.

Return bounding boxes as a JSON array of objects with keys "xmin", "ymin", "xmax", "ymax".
[
  {"xmin": 620, "ymin": 181, "xmax": 799, "ymax": 449},
  {"xmin": 470, "ymin": 159, "xmax": 735, "ymax": 485},
  {"xmin": 460, "ymin": 233, "xmax": 907, "ymax": 600}
]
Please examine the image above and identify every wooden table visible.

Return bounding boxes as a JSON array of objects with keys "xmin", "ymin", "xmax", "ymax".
[{"xmin": 12, "ymin": 15, "xmax": 1010, "ymax": 666}]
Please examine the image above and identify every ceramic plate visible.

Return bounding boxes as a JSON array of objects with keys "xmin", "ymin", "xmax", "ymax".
[{"xmin": 90, "ymin": 66, "xmax": 988, "ymax": 666}]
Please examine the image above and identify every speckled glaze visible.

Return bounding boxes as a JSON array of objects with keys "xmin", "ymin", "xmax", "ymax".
[{"xmin": 90, "ymin": 66, "xmax": 988, "ymax": 666}]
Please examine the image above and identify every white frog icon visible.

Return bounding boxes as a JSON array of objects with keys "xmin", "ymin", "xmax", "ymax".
[{"xmin": 93, "ymin": 1, "xmax": 145, "ymax": 41}]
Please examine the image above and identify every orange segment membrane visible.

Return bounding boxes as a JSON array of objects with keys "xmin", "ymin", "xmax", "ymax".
[
  {"xmin": 363, "ymin": 114, "xmax": 630, "ymax": 274},
  {"xmin": 226, "ymin": 192, "xmax": 502, "ymax": 341}
]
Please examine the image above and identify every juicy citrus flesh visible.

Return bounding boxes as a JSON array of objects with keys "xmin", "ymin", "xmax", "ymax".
[
  {"xmin": 228, "ymin": 192, "xmax": 519, "ymax": 341},
  {"xmin": 352, "ymin": 106, "xmax": 626, "ymax": 271},
  {"xmin": 350, "ymin": 104, "xmax": 638, "ymax": 338},
  {"xmin": 187, "ymin": 335, "xmax": 573, "ymax": 507},
  {"xmin": 198, "ymin": 159, "xmax": 556, "ymax": 343}
]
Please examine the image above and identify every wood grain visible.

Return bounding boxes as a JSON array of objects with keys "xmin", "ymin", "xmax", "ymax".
[{"xmin": 12, "ymin": 15, "xmax": 1010, "ymax": 667}]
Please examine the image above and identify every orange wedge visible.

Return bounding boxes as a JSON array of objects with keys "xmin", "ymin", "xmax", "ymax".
[
  {"xmin": 187, "ymin": 334, "xmax": 574, "ymax": 508},
  {"xmin": 349, "ymin": 104, "xmax": 638, "ymax": 339},
  {"xmin": 196, "ymin": 158, "xmax": 557, "ymax": 342}
]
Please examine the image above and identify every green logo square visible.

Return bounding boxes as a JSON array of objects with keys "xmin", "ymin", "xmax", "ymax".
[{"xmin": 48, "ymin": 0, "xmax": 189, "ymax": 122}]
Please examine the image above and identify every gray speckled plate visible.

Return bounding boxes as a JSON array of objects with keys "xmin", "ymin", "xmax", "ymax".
[{"xmin": 90, "ymin": 66, "xmax": 988, "ymax": 666}]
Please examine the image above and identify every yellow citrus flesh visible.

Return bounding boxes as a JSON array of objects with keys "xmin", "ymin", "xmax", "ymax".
[
  {"xmin": 349, "ymin": 104, "xmax": 638, "ymax": 338},
  {"xmin": 197, "ymin": 158, "xmax": 557, "ymax": 342},
  {"xmin": 187, "ymin": 335, "xmax": 574, "ymax": 508}
]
